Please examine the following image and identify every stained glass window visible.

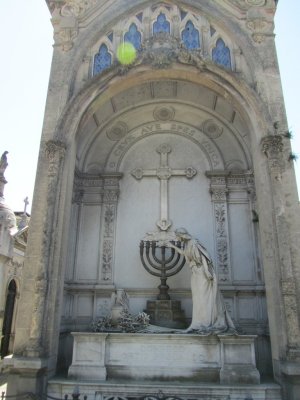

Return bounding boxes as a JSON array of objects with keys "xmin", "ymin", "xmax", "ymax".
[
  {"xmin": 124, "ymin": 23, "xmax": 142, "ymax": 50},
  {"xmin": 93, "ymin": 44, "xmax": 112, "ymax": 75},
  {"xmin": 153, "ymin": 12, "xmax": 170, "ymax": 34},
  {"xmin": 182, "ymin": 20, "xmax": 200, "ymax": 50},
  {"xmin": 212, "ymin": 38, "xmax": 232, "ymax": 69}
]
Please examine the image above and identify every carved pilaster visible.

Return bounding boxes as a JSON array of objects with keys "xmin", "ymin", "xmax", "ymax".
[
  {"xmin": 25, "ymin": 140, "xmax": 66, "ymax": 356},
  {"xmin": 261, "ymin": 135, "xmax": 284, "ymax": 180},
  {"xmin": 100, "ymin": 176, "xmax": 121, "ymax": 282},
  {"xmin": 207, "ymin": 174, "xmax": 231, "ymax": 283},
  {"xmin": 281, "ymin": 278, "xmax": 300, "ymax": 361}
]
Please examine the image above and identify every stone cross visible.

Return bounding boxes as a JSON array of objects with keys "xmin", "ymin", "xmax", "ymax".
[
  {"xmin": 131, "ymin": 143, "xmax": 197, "ymax": 231},
  {"xmin": 23, "ymin": 197, "xmax": 29, "ymax": 214}
]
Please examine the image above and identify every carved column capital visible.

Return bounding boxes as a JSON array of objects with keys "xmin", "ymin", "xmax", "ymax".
[
  {"xmin": 210, "ymin": 188, "xmax": 228, "ymax": 202},
  {"xmin": 261, "ymin": 135, "xmax": 284, "ymax": 177}
]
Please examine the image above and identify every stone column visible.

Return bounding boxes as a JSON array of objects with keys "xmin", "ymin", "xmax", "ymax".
[{"xmin": 261, "ymin": 135, "xmax": 300, "ymax": 397}]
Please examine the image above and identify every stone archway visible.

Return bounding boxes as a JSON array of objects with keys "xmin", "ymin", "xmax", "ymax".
[{"xmin": 1, "ymin": 279, "xmax": 17, "ymax": 359}]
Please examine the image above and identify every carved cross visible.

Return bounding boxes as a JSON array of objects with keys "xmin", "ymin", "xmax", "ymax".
[
  {"xmin": 23, "ymin": 196, "xmax": 29, "ymax": 214},
  {"xmin": 131, "ymin": 143, "xmax": 197, "ymax": 231}
]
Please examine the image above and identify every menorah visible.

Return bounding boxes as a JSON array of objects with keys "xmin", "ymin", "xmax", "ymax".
[{"xmin": 140, "ymin": 240, "xmax": 186, "ymax": 300}]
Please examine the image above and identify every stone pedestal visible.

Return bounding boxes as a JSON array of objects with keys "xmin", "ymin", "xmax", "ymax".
[
  {"xmin": 219, "ymin": 335, "xmax": 260, "ymax": 384},
  {"xmin": 68, "ymin": 333, "xmax": 107, "ymax": 381},
  {"xmin": 145, "ymin": 300, "xmax": 187, "ymax": 328}
]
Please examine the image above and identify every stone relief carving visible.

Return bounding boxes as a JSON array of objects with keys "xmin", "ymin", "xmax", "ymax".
[
  {"xmin": 261, "ymin": 135, "xmax": 285, "ymax": 179},
  {"xmin": 138, "ymin": 33, "xmax": 207, "ymax": 71},
  {"xmin": 7, "ymin": 260, "xmax": 23, "ymax": 280},
  {"xmin": 107, "ymin": 122, "xmax": 128, "ymax": 141},
  {"xmin": 153, "ymin": 106, "xmax": 175, "ymax": 121},
  {"xmin": 61, "ymin": 0, "xmax": 97, "ymax": 17},
  {"xmin": 246, "ymin": 18, "xmax": 273, "ymax": 44},
  {"xmin": 104, "ymin": 205, "xmax": 114, "ymax": 237},
  {"xmin": 202, "ymin": 119, "xmax": 223, "ymax": 139},
  {"xmin": 100, "ymin": 182, "xmax": 120, "ymax": 281},
  {"xmin": 102, "ymin": 239, "xmax": 113, "ymax": 281},
  {"xmin": 45, "ymin": 140, "xmax": 66, "ymax": 177}
]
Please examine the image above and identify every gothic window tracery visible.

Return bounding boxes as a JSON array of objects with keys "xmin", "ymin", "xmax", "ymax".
[
  {"xmin": 93, "ymin": 44, "xmax": 112, "ymax": 75},
  {"xmin": 124, "ymin": 23, "xmax": 142, "ymax": 50},
  {"xmin": 153, "ymin": 12, "xmax": 171, "ymax": 34},
  {"xmin": 182, "ymin": 20, "xmax": 200, "ymax": 50},
  {"xmin": 212, "ymin": 38, "xmax": 232, "ymax": 70}
]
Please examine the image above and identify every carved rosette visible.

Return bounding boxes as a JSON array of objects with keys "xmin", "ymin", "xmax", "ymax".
[
  {"xmin": 261, "ymin": 135, "xmax": 284, "ymax": 179},
  {"xmin": 100, "ymin": 177, "xmax": 121, "ymax": 282}
]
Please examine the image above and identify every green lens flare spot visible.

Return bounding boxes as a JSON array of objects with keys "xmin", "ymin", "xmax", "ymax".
[{"xmin": 117, "ymin": 42, "xmax": 137, "ymax": 65}]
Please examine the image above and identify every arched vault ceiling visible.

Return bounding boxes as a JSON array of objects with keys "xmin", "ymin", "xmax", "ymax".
[{"xmin": 76, "ymin": 79, "xmax": 252, "ymax": 173}]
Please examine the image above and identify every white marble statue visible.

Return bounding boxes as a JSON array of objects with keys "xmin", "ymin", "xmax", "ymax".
[{"xmin": 166, "ymin": 228, "xmax": 235, "ymax": 333}]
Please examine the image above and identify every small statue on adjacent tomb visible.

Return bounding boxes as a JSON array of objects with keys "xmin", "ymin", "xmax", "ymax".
[
  {"xmin": 0, "ymin": 151, "xmax": 8, "ymax": 176},
  {"xmin": 165, "ymin": 228, "xmax": 235, "ymax": 333}
]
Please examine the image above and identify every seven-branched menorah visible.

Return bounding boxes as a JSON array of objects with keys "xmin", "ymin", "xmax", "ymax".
[{"xmin": 140, "ymin": 240, "xmax": 186, "ymax": 300}]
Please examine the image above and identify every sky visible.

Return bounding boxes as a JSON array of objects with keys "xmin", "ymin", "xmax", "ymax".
[{"xmin": 0, "ymin": 0, "xmax": 299, "ymax": 213}]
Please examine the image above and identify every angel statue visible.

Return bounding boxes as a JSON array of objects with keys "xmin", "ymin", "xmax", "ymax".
[
  {"xmin": 166, "ymin": 228, "xmax": 235, "ymax": 333},
  {"xmin": 0, "ymin": 151, "xmax": 8, "ymax": 176}
]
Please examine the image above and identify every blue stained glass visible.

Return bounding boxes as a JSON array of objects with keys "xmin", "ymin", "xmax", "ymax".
[
  {"xmin": 93, "ymin": 44, "xmax": 112, "ymax": 75},
  {"xmin": 212, "ymin": 38, "xmax": 232, "ymax": 69},
  {"xmin": 182, "ymin": 20, "xmax": 200, "ymax": 50},
  {"xmin": 153, "ymin": 13, "xmax": 170, "ymax": 34},
  {"xmin": 124, "ymin": 23, "xmax": 142, "ymax": 50}
]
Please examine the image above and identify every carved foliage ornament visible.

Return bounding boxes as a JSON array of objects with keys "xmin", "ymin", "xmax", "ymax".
[
  {"xmin": 60, "ymin": 0, "xmax": 97, "ymax": 17},
  {"xmin": 261, "ymin": 135, "xmax": 285, "ymax": 179},
  {"xmin": 138, "ymin": 33, "xmax": 206, "ymax": 71}
]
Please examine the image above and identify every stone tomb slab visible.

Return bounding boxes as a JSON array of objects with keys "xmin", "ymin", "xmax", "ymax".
[{"xmin": 68, "ymin": 332, "xmax": 260, "ymax": 384}]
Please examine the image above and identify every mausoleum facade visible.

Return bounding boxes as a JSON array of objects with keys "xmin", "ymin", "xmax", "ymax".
[{"xmin": 2, "ymin": 1, "xmax": 300, "ymax": 399}]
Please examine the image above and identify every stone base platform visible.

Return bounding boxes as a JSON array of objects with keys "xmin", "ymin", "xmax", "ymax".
[
  {"xmin": 68, "ymin": 332, "xmax": 260, "ymax": 384},
  {"xmin": 47, "ymin": 379, "xmax": 282, "ymax": 400},
  {"xmin": 145, "ymin": 300, "xmax": 187, "ymax": 328}
]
